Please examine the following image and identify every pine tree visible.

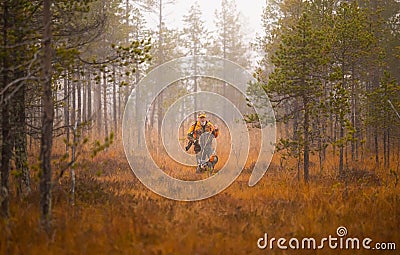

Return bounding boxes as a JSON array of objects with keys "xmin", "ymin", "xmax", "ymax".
[
  {"xmin": 367, "ymin": 72, "xmax": 400, "ymax": 168},
  {"xmin": 182, "ymin": 1, "xmax": 208, "ymax": 57},
  {"xmin": 181, "ymin": 1, "xmax": 209, "ymax": 116},
  {"xmin": 329, "ymin": 1, "xmax": 374, "ymax": 174},
  {"xmin": 213, "ymin": 0, "xmax": 250, "ymax": 69},
  {"xmin": 265, "ymin": 8, "xmax": 327, "ymax": 182},
  {"xmin": 39, "ymin": 0, "xmax": 54, "ymax": 229}
]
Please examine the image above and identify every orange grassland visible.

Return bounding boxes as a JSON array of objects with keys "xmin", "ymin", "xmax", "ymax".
[{"xmin": 0, "ymin": 136, "xmax": 399, "ymax": 255}]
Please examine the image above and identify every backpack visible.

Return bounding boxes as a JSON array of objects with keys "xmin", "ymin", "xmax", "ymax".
[{"xmin": 190, "ymin": 120, "xmax": 208, "ymax": 139}]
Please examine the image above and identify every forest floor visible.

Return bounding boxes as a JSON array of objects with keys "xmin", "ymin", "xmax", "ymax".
[{"xmin": 0, "ymin": 139, "xmax": 399, "ymax": 255}]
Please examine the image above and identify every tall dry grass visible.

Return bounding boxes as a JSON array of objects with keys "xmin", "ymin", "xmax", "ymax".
[{"xmin": 0, "ymin": 136, "xmax": 398, "ymax": 255}]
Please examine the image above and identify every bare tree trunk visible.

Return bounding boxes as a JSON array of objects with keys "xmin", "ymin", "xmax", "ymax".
[
  {"xmin": 339, "ymin": 54, "xmax": 346, "ymax": 177},
  {"xmin": 194, "ymin": 57, "xmax": 198, "ymax": 118},
  {"xmin": 222, "ymin": 11, "xmax": 227, "ymax": 120},
  {"xmin": 82, "ymin": 67, "xmax": 87, "ymax": 123},
  {"xmin": 77, "ymin": 66, "xmax": 82, "ymax": 125},
  {"xmin": 70, "ymin": 123, "xmax": 77, "ymax": 205},
  {"xmin": 383, "ymin": 127, "xmax": 387, "ymax": 169},
  {"xmin": 303, "ymin": 97, "xmax": 310, "ymax": 182},
  {"xmin": 87, "ymin": 71, "xmax": 92, "ymax": 122},
  {"xmin": 181, "ymin": 99, "xmax": 185, "ymax": 140},
  {"xmin": 103, "ymin": 70, "xmax": 108, "ymax": 137},
  {"xmin": 112, "ymin": 65, "xmax": 117, "ymax": 133},
  {"xmin": 317, "ymin": 112, "xmax": 325, "ymax": 174},
  {"xmin": 297, "ymin": 154, "xmax": 301, "ymax": 182},
  {"xmin": 383, "ymin": 127, "xmax": 390, "ymax": 169},
  {"xmin": 40, "ymin": 0, "xmax": 54, "ymax": 229},
  {"xmin": 135, "ymin": 64, "xmax": 141, "ymax": 147},
  {"xmin": 1, "ymin": 0, "xmax": 11, "ymax": 218},
  {"xmin": 71, "ymin": 73, "xmax": 76, "ymax": 130},
  {"xmin": 157, "ymin": 94, "xmax": 164, "ymax": 134},
  {"xmin": 96, "ymin": 73, "xmax": 102, "ymax": 134},
  {"xmin": 157, "ymin": 0, "xmax": 164, "ymax": 135},
  {"xmin": 64, "ymin": 72, "xmax": 69, "ymax": 154},
  {"xmin": 118, "ymin": 77, "xmax": 120, "ymax": 120},
  {"xmin": 339, "ymin": 123, "xmax": 344, "ymax": 177},
  {"xmin": 351, "ymin": 65, "xmax": 357, "ymax": 161},
  {"xmin": 333, "ymin": 115, "xmax": 337, "ymax": 159},
  {"xmin": 14, "ymin": 81, "xmax": 30, "ymax": 197},
  {"xmin": 293, "ymin": 102, "xmax": 300, "ymax": 181}
]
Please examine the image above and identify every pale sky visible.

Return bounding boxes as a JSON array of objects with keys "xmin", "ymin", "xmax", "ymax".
[{"xmin": 145, "ymin": 0, "xmax": 266, "ymax": 42}]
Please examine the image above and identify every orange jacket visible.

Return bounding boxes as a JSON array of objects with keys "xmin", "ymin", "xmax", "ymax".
[{"xmin": 187, "ymin": 121, "xmax": 219, "ymax": 140}]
